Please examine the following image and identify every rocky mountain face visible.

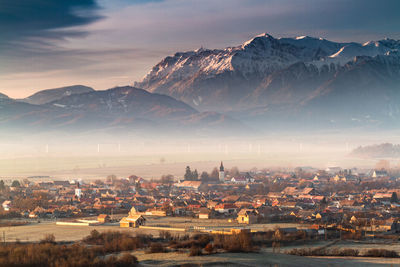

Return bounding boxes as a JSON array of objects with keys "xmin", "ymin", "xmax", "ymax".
[
  {"xmin": 21, "ymin": 85, "xmax": 95, "ymax": 105},
  {"xmin": 0, "ymin": 86, "xmax": 242, "ymax": 135},
  {"xmin": 135, "ymin": 33, "xmax": 400, "ymax": 129}
]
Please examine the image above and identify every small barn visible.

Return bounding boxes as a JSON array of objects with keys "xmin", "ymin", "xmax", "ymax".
[{"xmin": 120, "ymin": 215, "xmax": 146, "ymax": 228}]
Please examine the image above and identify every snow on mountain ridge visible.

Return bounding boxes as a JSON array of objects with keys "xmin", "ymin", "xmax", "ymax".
[
  {"xmin": 139, "ymin": 33, "xmax": 347, "ymax": 91},
  {"xmin": 136, "ymin": 33, "xmax": 400, "ymax": 104},
  {"xmin": 328, "ymin": 42, "xmax": 394, "ymax": 64},
  {"xmin": 139, "ymin": 34, "xmax": 349, "ymax": 87}
]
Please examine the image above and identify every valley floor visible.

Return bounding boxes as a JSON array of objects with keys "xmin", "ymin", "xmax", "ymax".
[{"xmin": 134, "ymin": 250, "xmax": 400, "ymax": 267}]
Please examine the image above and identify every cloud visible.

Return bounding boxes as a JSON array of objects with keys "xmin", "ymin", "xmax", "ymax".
[
  {"xmin": 0, "ymin": 0, "xmax": 103, "ymax": 49},
  {"xmin": 0, "ymin": 46, "xmax": 168, "ymax": 98}
]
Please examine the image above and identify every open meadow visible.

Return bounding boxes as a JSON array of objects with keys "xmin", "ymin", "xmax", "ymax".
[
  {"xmin": 133, "ymin": 250, "xmax": 400, "ymax": 266},
  {"xmin": 2, "ymin": 217, "xmax": 400, "ymax": 266},
  {"xmin": 0, "ymin": 217, "xmax": 307, "ymax": 242}
]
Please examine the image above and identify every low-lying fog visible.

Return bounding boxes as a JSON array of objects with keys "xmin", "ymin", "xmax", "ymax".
[{"xmin": 1, "ymin": 131, "xmax": 399, "ymax": 179}]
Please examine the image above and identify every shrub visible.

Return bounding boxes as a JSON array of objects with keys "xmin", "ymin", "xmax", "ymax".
[
  {"xmin": 117, "ymin": 253, "xmax": 139, "ymax": 265},
  {"xmin": 193, "ymin": 234, "xmax": 211, "ymax": 247},
  {"xmin": 82, "ymin": 231, "xmax": 151, "ymax": 253},
  {"xmin": 287, "ymin": 248, "xmax": 360, "ymax": 257},
  {"xmin": 147, "ymin": 242, "xmax": 166, "ymax": 253},
  {"xmin": 159, "ymin": 230, "xmax": 172, "ymax": 240},
  {"xmin": 364, "ymin": 249, "xmax": 399, "ymax": 258},
  {"xmin": 339, "ymin": 248, "xmax": 359, "ymax": 257},
  {"xmin": 0, "ymin": 242, "xmax": 139, "ymax": 266},
  {"xmin": 213, "ymin": 231, "xmax": 255, "ymax": 253},
  {"xmin": 189, "ymin": 246, "xmax": 203, "ymax": 256},
  {"xmin": 40, "ymin": 234, "xmax": 56, "ymax": 244}
]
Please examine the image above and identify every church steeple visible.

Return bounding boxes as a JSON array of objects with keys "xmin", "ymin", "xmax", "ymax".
[{"xmin": 219, "ymin": 161, "xmax": 225, "ymax": 182}]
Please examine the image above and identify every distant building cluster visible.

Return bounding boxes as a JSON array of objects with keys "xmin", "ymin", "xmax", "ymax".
[{"xmin": 1, "ymin": 163, "xmax": 400, "ymax": 235}]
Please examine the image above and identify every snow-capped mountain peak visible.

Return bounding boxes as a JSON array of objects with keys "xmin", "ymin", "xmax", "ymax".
[{"xmin": 135, "ymin": 33, "xmax": 400, "ymax": 115}]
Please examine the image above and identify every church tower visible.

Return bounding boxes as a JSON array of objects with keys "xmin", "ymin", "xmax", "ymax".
[
  {"xmin": 219, "ymin": 161, "xmax": 225, "ymax": 182},
  {"xmin": 75, "ymin": 182, "xmax": 82, "ymax": 199}
]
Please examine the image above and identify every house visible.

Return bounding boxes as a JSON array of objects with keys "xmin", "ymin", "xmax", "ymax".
[
  {"xmin": 325, "ymin": 167, "xmax": 342, "ymax": 174},
  {"xmin": 237, "ymin": 209, "xmax": 258, "ymax": 224},
  {"xmin": 207, "ymin": 200, "xmax": 219, "ymax": 209},
  {"xmin": 2, "ymin": 200, "xmax": 11, "ymax": 211},
  {"xmin": 230, "ymin": 177, "xmax": 248, "ymax": 184},
  {"xmin": 145, "ymin": 208, "xmax": 168, "ymax": 216},
  {"xmin": 231, "ymin": 174, "xmax": 254, "ymax": 184},
  {"xmin": 175, "ymin": 181, "xmax": 202, "ymax": 192},
  {"xmin": 97, "ymin": 214, "xmax": 111, "ymax": 223},
  {"xmin": 350, "ymin": 215, "xmax": 358, "ymax": 224},
  {"xmin": 314, "ymin": 213, "xmax": 322, "ymax": 220},
  {"xmin": 222, "ymin": 195, "xmax": 240, "ymax": 203},
  {"xmin": 333, "ymin": 175, "xmax": 346, "ymax": 182},
  {"xmin": 301, "ymin": 187, "xmax": 315, "ymax": 195},
  {"xmin": 372, "ymin": 170, "xmax": 388, "ymax": 178},
  {"xmin": 120, "ymin": 215, "xmax": 146, "ymax": 228},
  {"xmin": 373, "ymin": 192, "xmax": 394, "ymax": 202},
  {"xmin": 215, "ymin": 203, "xmax": 237, "ymax": 214},
  {"xmin": 29, "ymin": 206, "xmax": 48, "ymax": 218},
  {"xmin": 129, "ymin": 205, "xmax": 148, "ymax": 215},
  {"xmin": 281, "ymin": 186, "xmax": 298, "ymax": 196},
  {"xmin": 199, "ymin": 208, "xmax": 210, "ymax": 219}
]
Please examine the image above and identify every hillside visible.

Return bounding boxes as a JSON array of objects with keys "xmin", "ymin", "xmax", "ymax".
[
  {"xmin": 0, "ymin": 86, "xmax": 243, "ymax": 136},
  {"xmin": 21, "ymin": 85, "xmax": 95, "ymax": 105}
]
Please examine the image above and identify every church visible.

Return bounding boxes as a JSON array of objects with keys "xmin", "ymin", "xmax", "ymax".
[{"xmin": 219, "ymin": 161, "xmax": 225, "ymax": 182}]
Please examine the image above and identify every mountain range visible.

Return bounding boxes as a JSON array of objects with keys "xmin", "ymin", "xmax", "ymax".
[
  {"xmin": 0, "ymin": 86, "xmax": 242, "ymax": 136},
  {"xmin": 135, "ymin": 33, "xmax": 400, "ymax": 129},
  {"xmin": 1, "ymin": 33, "xmax": 400, "ymax": 136}
]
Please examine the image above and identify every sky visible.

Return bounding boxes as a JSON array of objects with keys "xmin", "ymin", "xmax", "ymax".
[{"xmin": 1, "ymin": 0, "xmax": 400, "ymax": 98}]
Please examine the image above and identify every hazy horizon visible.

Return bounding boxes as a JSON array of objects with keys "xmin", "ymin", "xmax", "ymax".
[{"xmin": 1, "ymin": 132, "xmax": 399, "ymax": 179}]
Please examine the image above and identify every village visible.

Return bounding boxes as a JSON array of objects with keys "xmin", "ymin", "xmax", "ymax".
[{"xmin": 0, "ymin": 161, "xmax": 400, "ymax": 242}]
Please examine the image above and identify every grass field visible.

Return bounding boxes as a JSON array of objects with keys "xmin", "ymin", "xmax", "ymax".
[
  {"xmin": 1, "ymin": 217, "xmax": 400, "ymax": 266},
  {"xmin": 0, "ymin": 217, "xmax": 307, "ymax": 242},
  {"xmin": 133, "ymin": 250, "xmax": 400, "ymax": 266}
]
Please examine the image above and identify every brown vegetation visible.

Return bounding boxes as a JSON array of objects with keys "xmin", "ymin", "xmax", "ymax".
[
  {"xmin": 288, "ymin": 247, "xmax": 359, "ymax": 257},
  {"xmin": 0, "ymin": 242, "xmax": 138, "ymax": 267},
  {"xmin": 83, "ymin": 230, "xmax": 151, "ymax": 253},
  {"xmin": 288, "ymin": 247, "xmax": 399, "ymax": 258},
  {"xmin": 213, "ymin": 231, "xmax": 255, "ymax": 253},
  {"xmin": 189, "ymin": 245, "xmax": 203, "ymax": 256},
  {"xmin": 146, "ymin": 242, "xmax": 166, "ymax": 253},
  {"xmin": 364, "ymin": 249, "xmax": 399, "ymax": 258}
]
